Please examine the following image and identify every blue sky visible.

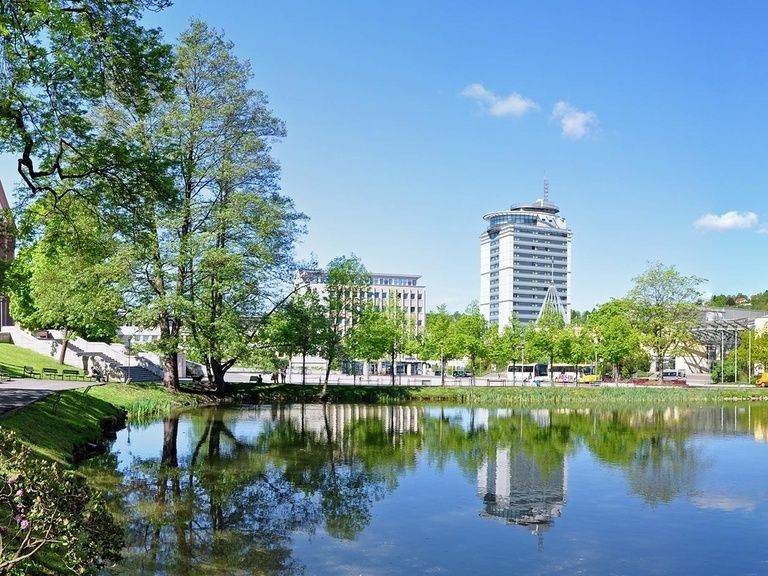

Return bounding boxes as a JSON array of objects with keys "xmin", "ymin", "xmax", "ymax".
[{"xmin": 3, "ymin": 0, "xmax": 767, "ymax": 312}]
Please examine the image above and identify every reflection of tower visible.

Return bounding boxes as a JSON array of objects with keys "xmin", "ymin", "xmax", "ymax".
[
  {"xmin": 0, "ymin": 180, "xmax": 15, "ymax": 328},
  {"xmin": 477, "ymin": 426, "xmax": 567, "ymax": 539}
]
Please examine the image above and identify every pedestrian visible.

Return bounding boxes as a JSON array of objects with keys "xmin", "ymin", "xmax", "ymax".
[{"xmin": 280, "ymin": 367, "xmax": 286, "ymax": 383}]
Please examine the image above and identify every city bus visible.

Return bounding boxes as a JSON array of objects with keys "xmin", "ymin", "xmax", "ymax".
[
  {"xmin": 506, "ymin": 363, "xmax": 598, "ymax": 383},
  {"xmin": 506, "ymin": 363, "xmax": 548, "ymax": 380}
]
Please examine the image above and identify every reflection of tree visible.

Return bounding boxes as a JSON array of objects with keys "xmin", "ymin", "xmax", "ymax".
[
  {"xmin": 89, "ymin": 404, "xmax": 725, "ymax": 573},
  {"xmin": 623, "ymin": 437, "xmax": 701, "ymax": 505},
  {"xmin": 101, "ymin": 405, "xmax": 423, "ymax": 574},
  {"xmin": 564, "ymin": 409, "xmax": 704, "ymax": 504},
  {"xmin": 111, "ymin": 410, "xmax": 315, "ymax": 575}
]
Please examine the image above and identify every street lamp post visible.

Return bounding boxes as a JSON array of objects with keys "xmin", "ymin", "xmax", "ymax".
[{"xmin": 720, "ymin": 331, "xmax": 724, "ymax": 385}]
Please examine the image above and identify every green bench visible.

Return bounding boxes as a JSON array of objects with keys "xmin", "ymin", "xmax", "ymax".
[
  {"xmin": 62, "ymin": 369, "xmax": 81, "ymax": 380},
  {"xmin": 23, "ymin": 365, "xmax": 37, "ymax": 378},
  {"xmin": 41, "ymin": 367, "xmax": 59, "ymax": 379}
]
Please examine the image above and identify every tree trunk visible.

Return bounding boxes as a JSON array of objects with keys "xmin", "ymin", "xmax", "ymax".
[
  {"xmin": 161, "ymin": 416, "xmax": 179, "ymax": 468},
  {"xmin": 209, "ymin": 358, "xmax": 228, "ymax": 394},
  {"xmin": 301, "ymin": 351, "xmax": 307, "ymax": 385},
  {"xmin": 163, "ymin": 352, "xmax": 179, "ymax": 392},
  {"xmin": 58, "ymin": 327, "xmax": 70, "ymax": 365},
  {"xmin": 390, "ymin": 348, "xmax": 396, "ymax": 386},
  {"xmin": 441, "ymin": 356, "xmax": 446, "ymax": 386}
]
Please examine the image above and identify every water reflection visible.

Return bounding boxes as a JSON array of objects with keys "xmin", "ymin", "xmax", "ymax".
[{"xmin": 85, "ymin": 404, "xmax": 768, "ymax": 575}]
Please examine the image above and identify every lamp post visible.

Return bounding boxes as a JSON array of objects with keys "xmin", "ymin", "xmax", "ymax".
[
  {"xmin": 126, "ymin": 335, "xmax": 132, "ymax": 383},
  {"xmin": 720, "ymin": 330, "xmax": 724, "ymax": 385}
]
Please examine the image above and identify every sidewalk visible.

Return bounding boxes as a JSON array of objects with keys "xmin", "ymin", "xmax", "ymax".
[{"xmin": 0, "ymin": 378, "xmax": 92, "ymax": 417}]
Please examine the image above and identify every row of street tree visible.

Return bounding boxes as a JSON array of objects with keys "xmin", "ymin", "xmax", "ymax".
[{"xmin": 262, "ymin": 260, "xmax": 741, "ymax": 385}]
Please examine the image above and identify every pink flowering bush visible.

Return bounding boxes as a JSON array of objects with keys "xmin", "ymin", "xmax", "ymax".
[{"xmin": 0, "ymin": 428, "xmax": 122, "ymax": 574}]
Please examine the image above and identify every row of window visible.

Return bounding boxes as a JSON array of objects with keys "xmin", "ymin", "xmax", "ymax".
[
  {"xmin": 372, "ymin": 277, "xmax": 419, "ymax": 286},
  {"xmin": 487, "ymin": 214, "xmax": 538, "ymax": 227}
]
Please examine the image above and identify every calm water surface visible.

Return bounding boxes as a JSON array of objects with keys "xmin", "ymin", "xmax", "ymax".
[{"xmin": 84, "ymin": 404, "xmax": 768, "ymax": 575}]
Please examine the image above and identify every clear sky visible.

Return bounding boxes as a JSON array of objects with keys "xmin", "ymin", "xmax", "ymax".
[{"xmin": 3, "ymin": 0, "xmax": 767, "ymax": 312}]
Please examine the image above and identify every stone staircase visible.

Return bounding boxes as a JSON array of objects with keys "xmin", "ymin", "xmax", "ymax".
[
  {"xmin": 3, "ymin": 326, "xmax": 163, "ymax": 382},
  {"xmin": 117, "ymin": 365, "xmax": 158, "ymax": 383}
]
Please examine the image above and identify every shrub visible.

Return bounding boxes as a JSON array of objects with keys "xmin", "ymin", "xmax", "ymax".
[{"xmin": 0, "ymin": 428, "xmax": 122, "ymax": 574}]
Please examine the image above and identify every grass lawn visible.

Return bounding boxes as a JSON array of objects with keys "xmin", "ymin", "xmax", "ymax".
[
  {"xmin": 0, "ymin": 342, "xmax": 84, "ymax": 378},
  {"xmin": 255, "ymin": 382, "xmax": 768, "ymax": 407},
  {"xmin": 1, "ymin": 383, "xmax": 209, "ymax": 463},
  {"xmin": 0, "ymin": 390, "xmax": 124, "ymax": 464}
]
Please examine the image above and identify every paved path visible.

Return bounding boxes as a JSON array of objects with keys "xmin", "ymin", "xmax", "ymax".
[{"xmin": 0, "ymin": 378, "xmax": 92, "ymax": 417}]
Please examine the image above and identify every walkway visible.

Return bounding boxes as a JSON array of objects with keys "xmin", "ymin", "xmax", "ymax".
[{"xmin": 0, "ymin": 378, "xmax": 92, "ymax": 417}]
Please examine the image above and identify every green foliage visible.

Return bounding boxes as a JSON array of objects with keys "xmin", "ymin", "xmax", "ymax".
[
  {"xmin": 588, "ymin": 299, "xmax": 647, "ymax": 379},
  {"xmin": 525, "ymin": 307, "xmax": 565, "ymax": 373},
  {"xmin": 0, "ymin": 429, "xmax": 123, "ymax": 574},
  {"xmin": 451, "ymin": 302, "xmax": 488, "ymax": 376},
  {"xmin": 316, "ymin": 255, "xmax": 370, "ymax": 387},
  {"xmin": 264, "ymin": 290, "xmax": 326, "ymax": 384},
  {"xmin": 485, "ymin": 314, "xmax": 525, "ymax": 372},
  {"xmin": 7, "ymin": 196, "xmax": 125, "ymax": 343},
  {"xmin": 627, "ymin": 262, "xmax": 705, "ymax": 371},
  {"xmin": 121, "ymin": 20, "xmax": 304, "ymax": 390},
  {"xmin": 421, "ymin": 305, "xmax": 460, "ymax": 383},
  {"xmin": 0, "ymin": 0, "xmax": 173, "ymax": 199}
]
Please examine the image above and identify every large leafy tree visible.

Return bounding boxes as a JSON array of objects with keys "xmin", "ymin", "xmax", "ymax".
[
  {"xmin": 525, "ymin": 307, "xmax": 566, "ymax": 382},
  {"xmin": 485, "ymin": 314, "xmax": 525, "ymax": 379},
  {"xmin": 588, "ymin": 299, "xmax": 645, "ymax": 382},
  {"xmin": 350, "ymin": 297, "xmax": 416, "ymax": 386},
  {"xmin": 451, "ymin": 302, "xmax": 488, "ymax": 383},
  {"xmin": 421, "ymin": 305, "xmax": 460, "ymax": 385},
  {"xmin": 0, "ymin": 0, "xmax": 173, "ymax": 200},
  {"xmin": 346, "ymin": 305, "xmax": 391, "ymax": 381},
  {"xmin": 627, "ymin": 262, "xmax": 704, "ymax": 376},
  {"xmin": 316, "ymin": 255, "xmax": 370, "ymax": 394},
  {"xmin": 7, "ymin": 196, "xmax": 125, "ymax": 363},
  {"xmin": 266, "ymin": 289, "xmax": 326, "ymax": 385},
  {"xmin": 126, "ymin": 21, "xmax": 303, "ymax": 391}
]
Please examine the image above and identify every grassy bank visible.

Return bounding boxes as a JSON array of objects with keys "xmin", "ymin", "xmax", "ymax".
[
  {"xmin": 252, "ymin": 383, "xmax": 768, "ymax": 407},
  {"xmin": 1, "ymin": 383, "xmax": 209, "ymax": 464}
]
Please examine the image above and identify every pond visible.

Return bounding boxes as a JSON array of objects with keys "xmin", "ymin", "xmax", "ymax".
[{"xmin": 83, "ymin": 404, "xmax": 768, "ymax": 575}]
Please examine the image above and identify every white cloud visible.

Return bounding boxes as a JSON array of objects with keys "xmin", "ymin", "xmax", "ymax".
[
  {"xmin": 690, "ymin": 494, "xmax": 755, "ymax": 513},
  {"xmin": 461, "ymin": 83, "xmax": 538, "ymax": 117},
  {"xmin": 551, "ymin": 101, "xmax": 597, "ymax": 139},
  {"xmin": 694, "ymin": 211, "xmax": 758, "ymax": 231}
]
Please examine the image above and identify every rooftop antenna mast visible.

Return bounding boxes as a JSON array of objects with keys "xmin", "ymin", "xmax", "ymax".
[{"xmin": 543, "ymin": 177, "xmax": 550, "ymax": 202}]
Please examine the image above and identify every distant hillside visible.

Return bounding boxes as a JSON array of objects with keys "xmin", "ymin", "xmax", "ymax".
[{"xmin": 709, "ymin": 291, "xmax": 768, "ymax": 310}]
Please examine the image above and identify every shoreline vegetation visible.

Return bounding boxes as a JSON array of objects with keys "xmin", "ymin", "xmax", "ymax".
[{"xmin": 5, "ymin": 382, "xmax": 768, "ymax": 464}]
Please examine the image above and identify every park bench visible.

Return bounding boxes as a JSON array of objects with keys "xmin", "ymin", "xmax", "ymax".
[
  {"xmin": 0, "ymin": 369, "xmax": 9, "ymax": 382},
  {"xmin": 62, "ymin": 369, "xmax": 81, "ymax": 380},
  {"xmin": 41, "ymin": 367, "xmax": 59, "ymax": 379},
  {"xmin": 23, "ymin": 365, "xmax": 37, "ymax": 378},
  {"xmin": 249, "ymin": 375, "xmax": 265, "ymax": 385}
]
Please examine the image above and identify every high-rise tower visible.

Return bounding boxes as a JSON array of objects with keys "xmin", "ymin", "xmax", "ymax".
[{"xmin": 480, "ymin": 182, "xmax": 571, "ymax": 328}]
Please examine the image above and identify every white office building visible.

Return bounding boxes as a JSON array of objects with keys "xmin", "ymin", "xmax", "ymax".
[
  {"xmin": 295, "ymin": 270, "xmax": 426, "ymax": 333},
  {"xmin": 480, "ymin": 187, "xmax": 572, "ymax": 328}
]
